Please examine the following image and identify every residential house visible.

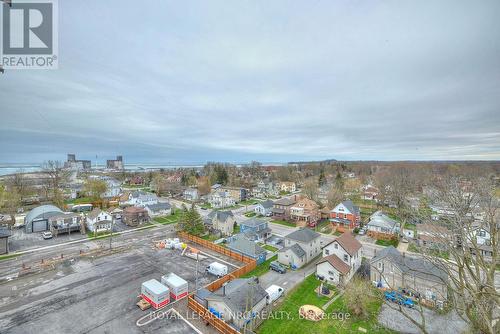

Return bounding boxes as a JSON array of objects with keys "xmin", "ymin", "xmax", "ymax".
[
  {"xmin": 362, "ymin": 185, "xmax": 379, "ymax": 201},
  {"xmin": 416, "ymin": 223, "xmax": 452, "ymax": 250},
  {"xmin": 100, "ymin": 176, "xmax": 122, "ymax": 198},
  {"xmin": 329, "ymin": 200, "xmax": 361, "ymax": 231},
  {"xmin": 0, "ymin": 228, "xmax": 11, "ymax": 255},
  {"xmin": 279, "ymin": 181, "xmax": 296, "ymax": 193},
  {"xmin": 465, "ymin": 225, "xmax": 493, "ymax": 259},
  {"xmin": 109, "ymin": 207, "xmax": 123, "ymax": 222},
  {"xmin": 220, "ymin": 186, "xmax": 249, "ymax": 203},
  {"xmin": 145, "ymin": 202, "xmax": 172, "ymax": 217},
  {"xmin": 204, "ymin": 210, "xmax": 235, "ymax": 236},
  {"xmin": 272, "ymin": 197, "xmax": 296, "ymax": 221},
  {"xmin": 49, "ymin": 212, "xmax": 82, "ymax": 235},
  {"xmin": 197, "ymin": 278, "xmax": 269, "ymax": 331},
  {"xmin": 278, "ymin": 228, "xmax": 321, "ymax": 269},
  {"xmin": 129, "ymin": 176, "xmax": 144, "ymax": 186},
  {"xmin": 122, "ymin": 206, "xmax": 149, "ymax": 226},
  {"xmin": 121, "ymin": 191, "xmax": 159, "ymax": 207},
  {"xmin": 366, "ymin": 211, "xmax": 400, "ymax": 240},
  {"xmin": 239, "ymin": 218, "xmax": 271, "ymax": 242},
  {"xmin": 318, "ymin": 232, "xmax": 362, "ymax": 285},
  {"xmin": 227, "ymin": 234, "xmax": 267, "ymax": 264},
  {"xmin": 290, "ymin": 197, "xmax": 320, "ymax": 227},
  {"xmin": 183, "ymin": 187, "xmax": 199, "ymax": 201},
  {"xmin": 370, "ymin": 247, "xmax": 448, "ymax": 305},
  {"xmin": 253, "ymin": 180, "xmax": 278, "ymax": 198},
  {"xmin": 86, "ymin": 209, "xmax": 113, "ymax": 233},
  {"xmin": 254, "ymin": 200, "xmax": 274, "ymax": 216},
  {"xmin": 208, "ymin": 191, "xmax": 235, "ymax": 209}
]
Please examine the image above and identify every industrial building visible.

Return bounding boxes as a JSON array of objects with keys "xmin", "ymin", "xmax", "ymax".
[
  {"xmin": 64, "ymin": 154, "xmax": 91, "ymax": 170},
  {"xmin": 106, "ymin": 155, "xmax": 124, "ymax": 170},
  {"xmin": 25, "ymin": 205, "xmax": 64, "ymax": 233}
]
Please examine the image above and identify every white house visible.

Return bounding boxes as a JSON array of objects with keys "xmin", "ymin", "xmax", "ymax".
[
  {"xmin": 121, "ymin": 191, "xmax": 159, "ymax": 207},
  {"xmin": 183, "ymin": 188, "xmax": 199, "ymax": 201},
  {"xmin": 145, "ymin": 202, "xmax": 172, "ymax": 217},
  {"xmin": 254, "ymin": 200, "xmax": 274, "ymax": 216},
  {"xmin": 317, "ymin": 232, "xmax": 362, "ymax": 285},
  {"xmin": 86, "ymin": 209, "xmax": 113, "ymax": 233},
  {"xmin": 366, "ymin": 211, "xmax": 400, "ymax": 238},
  {"xmin": 208, "ymin": 191, "xmax": 235, "ymax": 209},
  {"xmin": 278, "ymin": 228, "xmax": 321, "ymax": 269}
]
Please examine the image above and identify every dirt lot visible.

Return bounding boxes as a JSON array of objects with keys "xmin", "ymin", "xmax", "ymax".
[{"xmin": 0, "ymin": 232, "xmax": 243, "ymax": 334}]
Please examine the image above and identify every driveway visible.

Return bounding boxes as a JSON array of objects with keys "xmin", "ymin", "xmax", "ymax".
[
  {"xmin": 259, "ymin": 255, "xmax": 319, "ymax": 293},
  {"xmin": 378, "ymin": 303, "xmax": 467, "ymax": 334}
]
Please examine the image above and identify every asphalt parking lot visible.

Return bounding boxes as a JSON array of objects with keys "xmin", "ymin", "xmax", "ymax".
[
  {"xmin": 8, "ymin": 228, "xmax": 88, "ymax": 252},
  {"xmin": 0, "ymin": 237, "xmax": 243, "ymax": 334}
]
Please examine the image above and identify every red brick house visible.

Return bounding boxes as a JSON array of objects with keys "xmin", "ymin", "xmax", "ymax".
[{"xmin": 330, "ymin": 200, "xmax": 361, "ymax": 231}]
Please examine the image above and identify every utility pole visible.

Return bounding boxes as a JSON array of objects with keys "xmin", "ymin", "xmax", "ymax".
[
  {"xmin": 109, "ymin": 218, "xmax": 115, "ymax": 249},
  {"xmin": 195, "ymin": 252, "xmax": 199, "ymax": 291}
]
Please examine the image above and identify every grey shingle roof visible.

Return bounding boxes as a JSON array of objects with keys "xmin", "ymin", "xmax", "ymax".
[
  {"xmin": 371, "ymin": 246, "xmax": 447, "ymax": 283},
  {"xmin": 241, "ymin": 218, "xmax": 266, "ymax": 228},
  {"xmin": 207, "ymin": 210, "xmax": 234, "ymax": 222},
  {"xmin": 279, "ymin": 243, "xmax": 306, "ymax": 258},
  {"xmin": 342, "ymin": 200, "xmax": 360, "ymax": 215},
  {"xmin": 146, "ymin": 202, "xmax": 171, "ymax": 212},
  {"xmin": 227, "ymin": 234, "xmax": 266, "ymax": 257},
  {"xmin": 260, "ymin": 200, "xmax": 274, "ymax": 209},
  {"xmin": 0, "ymin": 228, "xmax": 11, "ymax": 238},
  {"xmin": 204, "ymin": 278, "xmax": 268, "ymax": 313},
  {"xmin": 274, "ymin": 197, "xmax": 296, "ymax": 206},
  {"xmin": 285, "ymin": 228, "xmax": 320, "ymax": 243}
]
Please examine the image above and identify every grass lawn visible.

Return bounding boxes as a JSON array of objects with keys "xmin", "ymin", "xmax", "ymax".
[
  {"xmin": 240, "ymin": 199, "xmax": 260, "ymax": 205},
  {"xmin": 233, "ymin": 224, "xmax": 240, "ymax": 234},
  {"xmin": 270, "ymin": 219, "xmax": 296, "ymax": 227},
  {"xmin": 200, "ymin": 203, "xmax": 212, "ymax": 209},
  {"xmin": 241, "ymin": 255, "xmax": 277, "ymax": 278},
  {"xmin": 375, "ymin": 239, "xmax": 399, "ymax": 247},
  {"xmin": 153, "ymin": 209, "xmax": 182, "ymax": 225},
  {"xmin": 0, "ymin": 253, "xmax": 22, "ymax": 261},
  {"xmin": 65, "ymin": 196, "xmax": 94, "ymax": 205},
  {"xmin": 245, "ymin": 212, "xmax": 257, "ymax": 217},
  {"xmin": 259, "ymin": 243, "xmax": 278, "ymax": 252},
  {"xmin": 257, "ymin": 274, "xmax": 394, "ymax": 334},
  {"xmin": 201, "ymin": 233, "xmax": 221, "ymax": 241}
]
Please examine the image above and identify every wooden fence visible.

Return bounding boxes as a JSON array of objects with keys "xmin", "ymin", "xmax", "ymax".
[{"xmin": 178, "ymin": 232, "xmax": 258, "ymax": 333}]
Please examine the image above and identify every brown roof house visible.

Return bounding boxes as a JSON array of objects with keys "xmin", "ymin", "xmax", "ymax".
[
  {"xmin": 272, "ymin": 197, "xmax": 296, "ymax": 221},
  {"xmin": 290, "ymin": 197, "xmax": 320, "ymax": 227},
  {"xmin": 123, "ymin": 206, "xmax": 149, "ymax": 227},
  {"xmin": 317, "ymin": 232, "xmax": 362, "ymax": 285}
]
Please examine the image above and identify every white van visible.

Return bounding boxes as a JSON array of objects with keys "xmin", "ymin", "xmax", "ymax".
[
  {"xmin": 206, "ymin": 262, "xmax": 228, "ymax": 278},
  {"xmin": 265, "ymin": 285, "xmax": 284, "ymax": 304}
]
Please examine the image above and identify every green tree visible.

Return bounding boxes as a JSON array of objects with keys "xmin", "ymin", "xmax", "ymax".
[
  {"xmin": 180, "ymin": 204, "xmax": 205, "ymax": 236},
  {"xmin": 318, "ymin": 168, "xmax": 326, "ymax": 187},
  {"xmin": 83, "ymin": 179, "xmax": 108, "ymax": 201}
]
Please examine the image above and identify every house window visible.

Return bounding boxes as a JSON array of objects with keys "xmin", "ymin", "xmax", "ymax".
[
  {"xmin": 334, "ymin": 244, "xmax": 338, "ymax": 249},
  {"xmin": 478, "ymin": 230, "xmax": 486, "ymax": 237},
  {"xmin": 325, "ymin": 249, "xmax": 330, "ymax": 255},
  {"xmin": 343, "ymin": 254, "xmax": 348, "ymax": 262},
  {"xmin": 328, "ymin": 270, "xmax": 334, "ymax": 275}
]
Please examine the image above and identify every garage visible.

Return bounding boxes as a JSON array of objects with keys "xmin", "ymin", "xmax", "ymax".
[
  {"xmin": 25, "ymin": 205, "xmax": 63, "ymax": 233},
  {"xmin": 32, "ymin": 219, "xmax": 49, "ymax": 232}
]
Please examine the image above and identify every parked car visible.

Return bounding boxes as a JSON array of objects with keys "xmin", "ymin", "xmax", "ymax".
[
  {"xmin": 269, "ymin": 261, "xmax": 287, "ymax": 274},
  {"xmin": 266, "ymin": 285, "xmax": 284, "ymax": 303},
  {"xmin": 358, "ymin": 228, "xmax": 366, "ymax": 235},
  {"xmin": 384, "ymin": 291, "xmax": 414, "ymax": 308},
  {"xmin": 42, "ymin": 231, "xmax": 53, "ymax": 240},
  {"xmin": 206, "ymin": 262, "xmax": 228, "ymax": 278}
]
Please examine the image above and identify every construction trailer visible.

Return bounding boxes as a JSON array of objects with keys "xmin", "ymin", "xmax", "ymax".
[
  {"xmin": 161, "ymin": 273, "xmax": 189, "ymax": 301},
  {"xmin": 141, "ymin": 279, "xmax": 170, "ymax": 309}
]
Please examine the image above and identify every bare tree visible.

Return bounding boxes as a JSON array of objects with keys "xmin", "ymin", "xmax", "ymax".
[
  {"xmin": 372, "ymin": 173, "xmax": 499, "ymax": 334},
  {"xmin": 42, "ymin": 160, "xmax": 69, "ymax": 207},
  {"xmin": 302, "ymin": 179, "xmax": 319, "ymax": 201},
  {"xmin": 326, "ymin": 185, "xmax": 344, "ymax": 209}
]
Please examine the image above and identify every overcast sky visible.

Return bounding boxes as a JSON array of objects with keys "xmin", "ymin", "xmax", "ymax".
[{"xmin": 1, "ymin": 0, "xmax": 500, "ymax": 164}]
